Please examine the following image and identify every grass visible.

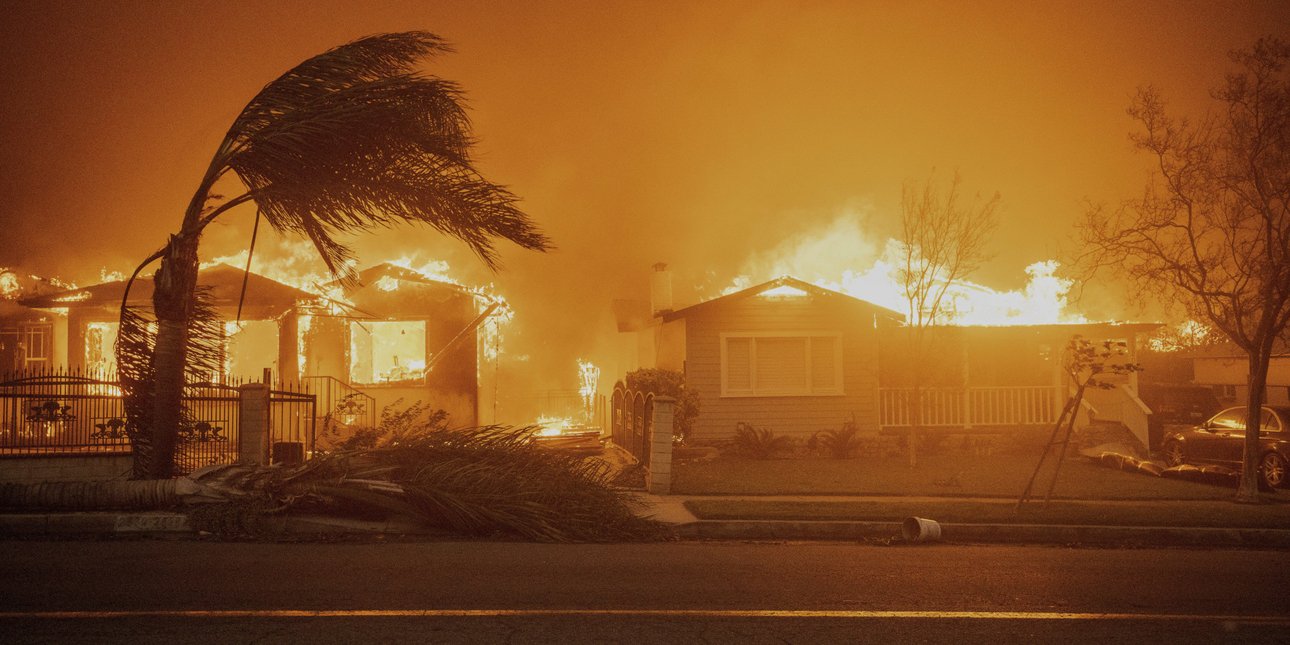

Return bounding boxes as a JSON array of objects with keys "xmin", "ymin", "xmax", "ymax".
[
  {"xmin": 671, "ymin": 451, "xmax": 1245, "ymax": 501},
  {"xmin": 684, "ymin": 498, "xmax": 1290, "ymax": 529}
]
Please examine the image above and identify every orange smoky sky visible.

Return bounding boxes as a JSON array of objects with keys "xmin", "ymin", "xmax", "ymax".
[{"xmin": 0, "ymin": 0, "xmax": 1285, "ymax": 387}]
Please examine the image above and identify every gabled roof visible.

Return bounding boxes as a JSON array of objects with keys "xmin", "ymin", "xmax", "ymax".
[
  {"xmin": 20, "ymin": 264, "xmax": 315, "ymax": 310},
  {"xmin": 340, "ymin": 262, "xmax": 473, "ymax": 297},
  {"xmin": 660, "ymin": 276, "xmax": 905, "ymax": 323}
]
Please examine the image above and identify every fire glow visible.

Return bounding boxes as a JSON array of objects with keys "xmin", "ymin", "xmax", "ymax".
[{"xmin": 719, "ymin": 213, "xmax": 1085, "ymax": 326}]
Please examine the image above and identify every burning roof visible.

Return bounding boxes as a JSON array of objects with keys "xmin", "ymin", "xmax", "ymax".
[
  {"xmin": 20, "ymin": 263, "xmax": 315, "ymax": 314},
  {"xmin": 661, "ymin": 275, "xmax": 905, "ymax": 323}
]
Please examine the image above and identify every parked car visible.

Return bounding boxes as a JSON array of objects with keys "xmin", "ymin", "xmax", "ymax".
[
  {"xmin": 1161, "ymin": 405, "xmax": 1290, "ymax": 489},
  {"xmin": 1138, "ymin": 384, "xmax": 1222, "ymax": 452}
]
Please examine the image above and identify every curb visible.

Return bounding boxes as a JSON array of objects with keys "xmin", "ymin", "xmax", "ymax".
[
  {"xmin": 675, "ymin": 519, "xmax": 1290, "ymax": 548},
  {"xmin": 0, "ymin": 512, "xmax": 192, "ymax": 535},
  {"xmin": 4, "ymin": 513, "xmax": 1289, "ymax": 548}
]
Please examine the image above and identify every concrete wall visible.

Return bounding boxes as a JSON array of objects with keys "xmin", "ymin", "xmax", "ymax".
[{"xmin": 0, "ymin": 455, "xmax": 133, "ymax": 484}]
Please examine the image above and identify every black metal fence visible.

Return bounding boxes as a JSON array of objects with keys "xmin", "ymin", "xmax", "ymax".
[
  {"xmin": 610, "ymin": 385, "xmax": 653, "ymax": 466},
  {"xmin": 302, "ymin": 375, "xmax": 377, "ymax": 430},
  {"xmin": 0, "ymin": 372, "xmax": 130, "ymax": 455},
  {"xmin": 1, "ymin": 368, "xmax": 318, "ymax": 475},
  {"xmin": 175, "ymin": 381, "xmax": 240, "ymax": 475}
]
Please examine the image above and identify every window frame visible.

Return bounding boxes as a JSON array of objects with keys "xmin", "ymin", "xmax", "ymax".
[
  {"xmin": 348, "ymin": 318, "xmax": 429, "ymax": 386},
  {"xmin": 719, "ymin": 331, "xmax": 844, "ymax": 398}
]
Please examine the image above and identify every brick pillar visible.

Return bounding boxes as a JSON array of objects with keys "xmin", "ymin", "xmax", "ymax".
[
  {"xmin": 238, "ymin": 383, "xmax": 270, "ymax": 465},
  {"xmin": 648, "ymin": 396, "xmax": 675, "ymax": 495}
]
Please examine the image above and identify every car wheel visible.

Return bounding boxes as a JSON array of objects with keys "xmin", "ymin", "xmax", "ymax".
[
  {"xmin": 1259, "ymin": 453, "xmax": 1287, "ymax": 490},
  {"xmin": 1164, "ymin": 441, "xmax": 1186, "ymax": 467}
]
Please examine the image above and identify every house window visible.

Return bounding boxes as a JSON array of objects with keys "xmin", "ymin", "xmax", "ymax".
[
  {"xmin": 21, "ymin": 324, "xmax": 51, "ymax": 367},
  {"xmin": 721, "ymin": 333, "xmax": 842, "ymax": 397},
  {"xmin": 349, "ymin": 320, "xmax": 426, "ymax": 385}
]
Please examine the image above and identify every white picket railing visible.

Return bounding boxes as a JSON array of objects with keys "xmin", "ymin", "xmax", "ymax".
[{"xmin": 880, "ymin": 386, "xmax": 1059, "ymax": 428}]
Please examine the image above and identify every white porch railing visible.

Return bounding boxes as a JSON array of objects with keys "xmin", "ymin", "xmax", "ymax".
[{"xmin": 880, "ymin": 386, "xmax": 1059, "ymax": 429}]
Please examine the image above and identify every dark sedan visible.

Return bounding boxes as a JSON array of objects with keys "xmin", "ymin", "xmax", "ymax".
[{"xmin": 1162, "ymin": 405, "xmax": 1290, "ymax": 489}]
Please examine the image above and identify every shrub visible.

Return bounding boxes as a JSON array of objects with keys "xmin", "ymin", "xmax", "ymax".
[
  {"xmin": 622, "ymin": 368, "xmax": 700, "ymax": 444},
  {"xmin": 732, "ymin": 422, "xmax": 793, "ymax": 459},
  {"xmin": 814, "ymin": 418, "xmax": 862, "ymax": 458},
  {"xmin": 316, "ymin": 400, "xmax": 449, "ymax": 454}
]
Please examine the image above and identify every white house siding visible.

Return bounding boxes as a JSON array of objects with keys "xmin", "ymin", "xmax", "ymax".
[{"xmin": 681, "ymin": 296, "xmax": 882, "ymax": 442}]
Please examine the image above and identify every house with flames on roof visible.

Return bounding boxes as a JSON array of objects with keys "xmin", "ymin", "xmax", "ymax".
[
  {"xmin": 9, "ymin": 262, "xmax": 500, "ymax": 436},
  {"xmin": 614, "ymin": 264, "xmax": 1159, "ymax": 450}
]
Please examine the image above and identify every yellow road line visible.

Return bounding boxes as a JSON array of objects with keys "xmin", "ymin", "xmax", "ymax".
[{"xmin": 0, "ymin": 609, "xmax": 1287, "ymax": 622}]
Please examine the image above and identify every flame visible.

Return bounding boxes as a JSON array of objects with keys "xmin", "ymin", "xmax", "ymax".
[
  {"xmin": 0, "ymin": 269, "xmax": 19, "ymax": 299},
  {"xmin": 296, "ymin": 314, "xmax": 312, "ymax": 377},
  {"xmin": 480, "ymin": 296, "xmax": 513, "ymax": 364},
  {"xmin": 203, "ymin": 239, "xmax": 345, "ymax": 300},
  {"xmin": 51, "ymin": 291, "xmax": 92, "ymax": 303},
  {"xmin": 374, "ymin": 275, "xmax": 401, "ymax": 292},
  {"xmin": 718, "ymin": 212, "xmax": 1084, "ymax": 326},
  {"xmin": 577, "ymin": 358, "xmax": 600, "ymax": 417},
  {"xmin": 1148, "ymin": 319, "xmax": 1215, "ymax": 352},
  {"xmin": 534, "ymin": 415, "xmax": 574, "ymax": 437},
  {"xmin": 387, "ymin": 254, "xmax": 459, "ymax": 285}
]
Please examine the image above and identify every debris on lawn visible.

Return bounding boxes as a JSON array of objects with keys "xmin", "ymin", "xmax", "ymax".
[{"xmin": 1083, "ymin": 448, "xmax": 1244, "ymax": 488}]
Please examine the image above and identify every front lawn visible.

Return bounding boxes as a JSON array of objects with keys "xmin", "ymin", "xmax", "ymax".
[{"xmin": 671, "ymin": 451, "xmax": 1244, "ymax": 501}]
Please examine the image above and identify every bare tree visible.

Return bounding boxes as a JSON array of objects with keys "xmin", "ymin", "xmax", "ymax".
[
  {"xmin": 899, "ymin": 171, "xmax": 1000, "ymax": 466},
  {"xmin": 120, "ymin": 32, "xmax": 550, "ymax": 478},
  {"xmin": 1080, "ymin": 37, "xmax": 1290, "ymax": 501}
]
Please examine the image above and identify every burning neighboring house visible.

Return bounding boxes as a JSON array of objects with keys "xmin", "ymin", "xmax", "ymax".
[
  {"xmin": 305, "ymin": 262, "xmax": 500, "ymax": 427},
  {"xmin": 17, "ymin": 261, "xmax": 502, "ymax": 427},
  {"xmin": 0, "ymin": 268, "xmax": 70, "ymax": 373},
  {"xmin": 20, "ymin": 264, "xmax": 312, "ymax": 380},
  {"xmin": 617, "ymin": 265, "xmax": 1160, "ymax": 448}
]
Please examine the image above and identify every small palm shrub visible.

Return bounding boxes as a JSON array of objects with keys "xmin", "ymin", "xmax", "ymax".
[
  {"xmin": 814, "ymin": 418, "xmax": 862, "ymax": 458},
  {"xmin": 732, "ymin": 422, "xmax": 793, "ymax": 459}
]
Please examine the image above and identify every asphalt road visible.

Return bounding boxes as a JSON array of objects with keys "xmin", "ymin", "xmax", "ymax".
[{"xmin": 1, "ymin": 539, "xmax": 1287, "ymax": 643}]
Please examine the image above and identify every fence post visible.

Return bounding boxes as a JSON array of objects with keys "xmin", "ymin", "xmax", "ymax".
[
  {"xmin": 238, "ymin": 383, "xmax": 270, "ymax": 465},
  {"xmin": 648, "ymin": 396, "xmax": 675, "ymax": 495}
]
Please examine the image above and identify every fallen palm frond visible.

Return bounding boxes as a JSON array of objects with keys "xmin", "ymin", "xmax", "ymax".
[
  {"xmin": 272, "ymin": 425, "xmax": 665, "ymax": 542},
  {"xmin": 0, "ymin": 422, "xmax": 667, "ymax": 543}
]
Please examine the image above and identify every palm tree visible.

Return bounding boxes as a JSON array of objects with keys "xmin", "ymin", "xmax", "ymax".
[{"xmin": 119, "ymin": 32, "xmax": 550, "ymax": 478}]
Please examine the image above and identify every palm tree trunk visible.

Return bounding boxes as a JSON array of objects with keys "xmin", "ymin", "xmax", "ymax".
[
  {"xmin": 145, "ymin": 233, "xmax": 201, "ymax": 478},
  {"xmin": 0, "ymin": 479, "xmax": 180, "ymax": 509}
]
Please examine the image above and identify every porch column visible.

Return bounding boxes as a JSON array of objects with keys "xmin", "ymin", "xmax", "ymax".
[
  {"xmin": 238, "ymin": 383, "xmax": 270, "ymax": 465},
  {"xmin": 277, "ymin": 311, "xmax": 299, "ymax": 384},
  {"xmin": 647, "ymin": 396, "xmax": 675, "ymax": 495}
]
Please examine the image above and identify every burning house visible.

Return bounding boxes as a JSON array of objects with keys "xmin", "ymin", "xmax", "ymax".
[
  {"xmin": 617, "ymin": 265, "xmax": 1160, "ymax": 448},
  {"xmin": 305, "ymin": 262, "xmax": 499, "ymax": 426},
  {"xmin": 19, "ymin": 264, "xmax": 313, "ymax": 380},
  {"xmin": 0, "ymin": 268, "xmax": 69, "ymax": 373},
  {"xmin": 15, "ymin": 262, "xmax": 501, "ymax": 427}
]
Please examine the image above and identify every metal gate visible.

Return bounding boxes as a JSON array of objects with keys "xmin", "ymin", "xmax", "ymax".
[
  {"xmin": 611, "ymin": 385, "xmax": 653, "ymax": 466},
  {"xmin": 270, "ymin": 386, "xmax": 317, "ymax": 464}
]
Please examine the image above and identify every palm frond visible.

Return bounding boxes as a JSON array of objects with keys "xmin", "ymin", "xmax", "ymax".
[
  {"xmin": 219, "ymin": 32, "xmax": 549, "ymax": 274},
  {"xmin": 275, "ymin": 424, "xmax": 664, "ymax": 542},
  {"xmin": 117, "ymin": 286, "xmax": 227, "ymax": 477}
]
